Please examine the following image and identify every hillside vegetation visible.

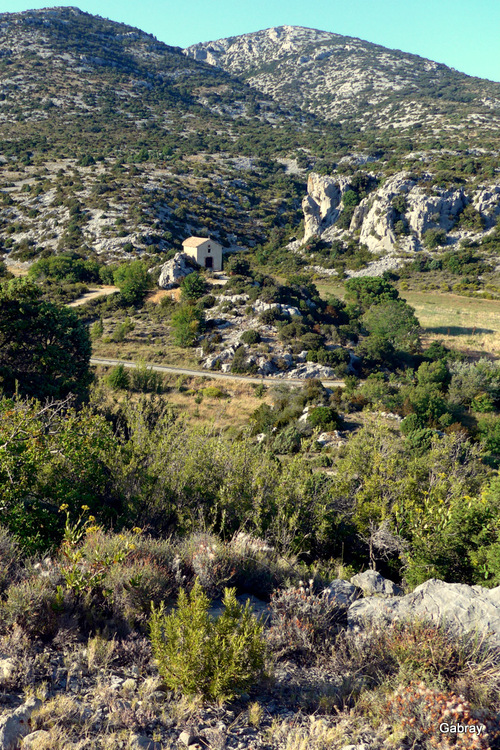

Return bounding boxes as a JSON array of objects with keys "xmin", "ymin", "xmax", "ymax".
[{"xmin": 1, "ymin": 10, "xmax": 500, "ymax": 750}]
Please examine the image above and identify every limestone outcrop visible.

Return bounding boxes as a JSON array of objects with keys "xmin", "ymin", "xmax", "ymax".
[
  {"xmin": 347, "ymin": 578, "xmax": 500, "ymax": 646},
  {"xmin": 302, "ymin": 170, "xmax": 500, "ymax": 254},
  {"xmin": 158, "ymin": 252, "xmax": 197, "ymax": 288},
  {"xmin": 302, "ymin": 173, "xmax": 350, "ymax": 241}
]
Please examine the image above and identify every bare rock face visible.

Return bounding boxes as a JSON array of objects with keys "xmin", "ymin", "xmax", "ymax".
[
  {"xmin": 473, "ymin": 185, "xmax": 500, "ymax": 227},
  {"xmin": 302, "ymin": 170, "xmax": 499, "ymax": 254},
  {"xmin": 158, "ymin": 252, "xmax": 196, "ymax": 289},
  {"xmin": 405, "ymin": 185, "xmax": 467, "ymax": 238},
  {"xmin": 348, "ymin": 578, "xmax": 500, "ymax": 647},
  {"xmin": 302, "ymin": 173, "xmax": 350, "ymax": 240},
  {"xmin": 350, "ymin": 172, "xmax": 417, "ymax": 252}
]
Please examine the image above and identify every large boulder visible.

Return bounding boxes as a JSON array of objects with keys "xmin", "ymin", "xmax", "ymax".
[
  {"xmin": 348, "ymin": 578, "xmax": 500, "ymax": 646},
  {"xmin": 0, "ymin": 697, "xmax": 41, "ymax": 750},
  {"xmin": 158, "ymin": 252, "xmax": 197, "ymax": 288},
  {"xmin": 350, "ymin": 570, "xmax": 403, "ymax": 597}
]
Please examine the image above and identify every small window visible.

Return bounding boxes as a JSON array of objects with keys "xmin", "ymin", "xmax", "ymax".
[{"xmin": 207, "ymin": 247, "xmax": 211, "ymax": 253}]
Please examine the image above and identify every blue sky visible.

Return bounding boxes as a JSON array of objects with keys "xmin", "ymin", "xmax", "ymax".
[{"xmin": 4, "ymin": 0, "xmax": 500, "ymax": 81}]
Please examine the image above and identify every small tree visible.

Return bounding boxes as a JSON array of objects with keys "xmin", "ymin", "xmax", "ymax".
[
  {"xmin": 113, "ymin": 261, "xmax": 149, "ymax": 305},
  {"xmin": 149, "ymin": 580, "xmax": 266, "ymax": 702},
  {"xmin": 171, "ymin": 305, "xmax": 203, "ymax": 347},
  {"xmin": 0, "ymin": 277, "xmax": 91, "ymax": 399},
  {"xmin": 106, "ymin": 364, "xmax": 129, "ymax": 390},
  {"xmin": 181, "ymin": 272, "xmax": 207, "ymax": 301}
]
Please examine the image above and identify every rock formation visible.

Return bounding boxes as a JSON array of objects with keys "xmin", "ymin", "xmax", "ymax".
[
  {"xmin": 302, "ymin": 169, "xmax": 500, "ymax": 253},
  {"xmin": 347, "ymin": 577, "xmax": 500, "ymax": 647},
  {"xmin": 302, "ymin": 173, "xmax": 350, "ymax": 241},
  {"xmin": 158, "ymin": 252, "xmax": 197, "ymax": 289}
]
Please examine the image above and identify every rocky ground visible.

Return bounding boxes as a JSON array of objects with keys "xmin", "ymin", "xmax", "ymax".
[{"xmin": 1, "ymin": 572, "xmax": 500, "ymax": 749}]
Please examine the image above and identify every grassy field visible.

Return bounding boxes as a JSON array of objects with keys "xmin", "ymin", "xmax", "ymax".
[
  {"xmin": 93, "ymin": 365, "xmax": 271, "ymax": 431},
  {"xmin": 315, "ymin": 279, "xmax": 500, "ymax": 356},
  {"xmin": 400, "ymin": 291, "xmax": 500, "ymax": 356}
]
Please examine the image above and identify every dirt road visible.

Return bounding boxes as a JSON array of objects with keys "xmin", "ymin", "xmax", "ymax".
[{"xmin": 90, "ymin": 357, "xmax": 345, "ymax": 388}]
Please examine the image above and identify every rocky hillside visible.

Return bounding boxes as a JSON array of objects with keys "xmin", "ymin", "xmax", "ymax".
[
  {"xmin": 301, "ymin": 170, "xmax": 500, "ymax": 252},
  {"xmin": 185, "ymin": 26, "xmax": 500, "ymax": 138},
  {"xmin": 0, "ymin": 9, "xmax": 499, "ymax": 270},
  {"xmin": 0, "ymin": 8, "xmax": 316, "ymax": 261}
]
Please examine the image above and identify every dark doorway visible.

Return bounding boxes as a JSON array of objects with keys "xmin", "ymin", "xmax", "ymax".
[{"xmin": 205, "ymin": 256, "xmax": 213, "ymax": 269}]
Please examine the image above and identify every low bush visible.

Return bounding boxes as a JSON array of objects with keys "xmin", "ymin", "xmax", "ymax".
[
  {"xmin": 0, "ymin": 526, "xmax": 20, "ymax": 594},
  {"xmin": 106, "ymin": 363, "xmax": 130, "ymax": 390},
  {"xmin": 334, "ymin": 619, "xmax": 500, "ymax": 712},
  {"xmin": 201, "ymin": 386, "xmax": 227, "ymax": 398},
  {"xmin": 267, "ymin": 582, "xmax": 348, "ymax": 664},
  {"xmin": 378, "ymin": 682, "xmax": 499, "ymax": 749},
  {"xmin": 149, "ymin": 579, "xmax": 267, "ymax": 702},
  {"xmin": 308, "ymin": 406, "xmax": 340, "ymax": 430},
  {"xmin": 240, "ymin": 329, "xmax": 261, "ymax": 345}
]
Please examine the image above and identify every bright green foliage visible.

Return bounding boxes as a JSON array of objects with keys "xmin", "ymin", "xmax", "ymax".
[
  {"xmin": 180, "ymin": 272, "xmax": 207, "ymax": 301},
  {"xmin": 149, "ymin": 579, "xmax": 266, "ymax": 702},
  {"xmin": 90, "ymin": 318, "xmax": 104, "ymax": 340},
  {"xmin": 113, "ymin": 261, "xmax": 149, "ymax": 305},
  {"xmin": 344, "ymin": 277, "xmax": 399, "ymax": 312},
  {"xmin": 106, "ymin": 364, "xmax": 130, "ymax": 390},
  {"xmin": 28, "ymin": 254, "xmax": 100, "ymax": 284},
  {"xmin": 110, "ymin": 317, "xmax": 134, "ymax": 342},
  {"xmin": 0, "ymin": 277, "xmax": 91, "ymax": 399},
  {"xmin": 171, "ymin": 304, "xmax": 204, "ymax": 346},
  {"xmin": 59, "ymin": 508, "xmax": 135, "ymax": 598},
  {"xmin": 341, "ymin": 189, "xmax": 359, "ymax": 208},
  {"xmin": 362, "ymin": 300, "xmax": 421, "ymax": 353},
  {"xmin": 0, "ymin": 397, "xmax": 120, "ymax": 551}
]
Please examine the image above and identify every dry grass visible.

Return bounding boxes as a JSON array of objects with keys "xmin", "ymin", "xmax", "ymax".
[
  {"xmin": 400, "ymin": 290, "xmax": 500, "ymax": 355},
  {"xmin": 146, "ymin": 289, "xmax": 180, "ymax": 304},
  {"xmin": 92, "ymin": 338, "xmax": 200, "ymax": 369},
  {"xmin": 315, "ymin": 280, "xmax": 500, "ymax": 356},
  {"xmin": 166, "ymin": 379, "xmax": 270, "ymax": 429}
]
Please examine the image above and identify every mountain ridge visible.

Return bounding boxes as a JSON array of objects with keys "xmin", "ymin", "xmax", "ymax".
[
  {"xmin": 185, "ymin": 25, "xmax": 500, "ymax": 132},
  {"xmin": 0, "ymin": 8, "xmax": 499, "ymax": 266}
]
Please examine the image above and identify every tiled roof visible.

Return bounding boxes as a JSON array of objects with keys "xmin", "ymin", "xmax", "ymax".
[{"xmin": 182, "ymin": 236, "xmax": 210, "ymax": 248}]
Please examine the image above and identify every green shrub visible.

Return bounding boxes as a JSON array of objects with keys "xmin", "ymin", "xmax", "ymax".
[
  {"xmin": 181, "ymin": 272, "xmax": 207, "ymax": 301},
  {"xmin": 130, "ymin": 363, "xmax": 163, "ymax": 393},
  {"xmin": 423, "ymin": 227, "xmax": 447, "ymax": 249},
  {"xmin": 202, "ymin": 386, "xmax": 227, "ymax": 398},
  {"xmin": 231, "ymin": 345, "xmax": 257, "ymax": 374},
  {"xmin": 106, "ymin": 364, "xmax": 130, "ymax": 390},
  {"xmin": 171, "ymin": 304, "xmax": 204, "ymax": 347},
  {"xmin": 240, "ymin": 329, "xmax": 261, "ymax": 345},
  {"xmin": 197, "ymin": 294, "xmax": 216, "ymax": 310},
  {"xmin": 308, "ymin": 406, "xmax": 340, "ymax": 430},
  {"xmin": 149, "ymin": 579, "xmax": 266, "ymax": 702}
]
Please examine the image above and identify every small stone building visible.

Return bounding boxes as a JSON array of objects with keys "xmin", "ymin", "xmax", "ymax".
[{"xmin": 182, "ymin": 237, "xmax": 223, "ymax": 271}]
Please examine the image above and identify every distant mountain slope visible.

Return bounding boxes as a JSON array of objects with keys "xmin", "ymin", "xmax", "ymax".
[
  {"xmin": 185, "ymin": 26, "xmax": 500, "ymax": 134},
  {"xmin": 0, "ymin": 10, "xmax": 498, "ymax": 266},
  {"xmin": 0, "ymin": 8, "xmax": 302, "ymax": 155}
]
